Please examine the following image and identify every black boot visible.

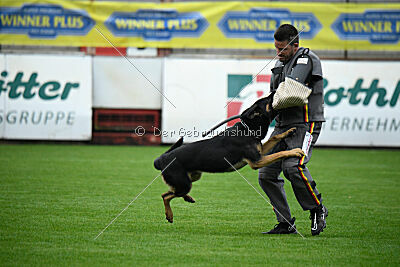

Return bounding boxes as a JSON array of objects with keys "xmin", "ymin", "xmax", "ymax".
[
  {"xmin": 262, "ymin": 217, "xmax": 296, "ymax": 234},
  {"xmin": 310, "ymin": 204, "xmax": 328, "ymax": 236}
]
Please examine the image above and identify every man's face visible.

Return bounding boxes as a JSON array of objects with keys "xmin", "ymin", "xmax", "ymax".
[{"xmin": 275, "ymin": 40, "xmax": 298, "ymax": 62}]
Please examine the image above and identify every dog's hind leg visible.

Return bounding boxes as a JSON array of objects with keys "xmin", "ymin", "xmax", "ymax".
[
  {"xmin": 183, "ymin": 195, "xmax": 195, "ymax": 203},
  {"xmin": 189, "ymin": 171, "xmax": 202, "ymax": 182},
  {"xmin": 162, "ymin": 191, "xmax": 176, "ymax": 223},
  {"xmin": 162, "ymin": 191, "xmax": 174, "ymax": 199},
  {"xmin": 181, "ymin": 171, "xmax": 202, "ymax": 204},
  {"xmin": 161, "ymin": 191, "xmax": 194, "ymax": 223},
  {"xmin": 161, "ymin": 164, "xmax": 193, "ymax": 223}
]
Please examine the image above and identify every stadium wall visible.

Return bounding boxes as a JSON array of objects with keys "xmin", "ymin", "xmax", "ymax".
[
  {"xmin": 1, "ymin": 1, "xmax": 399, "ymax": 147},
  {"xmin": 0, "ymin": 54, "xmax": 92, "ymax": 140},
  {"xmin": 0, "ymin": 54, "xmax": 398, "ymax": 147},
  {"xmin": 161, "ymin": 58, "xmax": 400, "ymax": 147}
]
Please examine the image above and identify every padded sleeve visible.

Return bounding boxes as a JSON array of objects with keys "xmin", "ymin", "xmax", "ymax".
[{"xmin": 288, "ymin": 55, "xmax": 312, "ymax": 85}]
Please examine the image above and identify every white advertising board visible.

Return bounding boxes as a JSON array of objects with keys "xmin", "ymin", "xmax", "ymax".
[
  {"xmin": 162, "ymin": 58, "xmax": 272, "ymax": 143},
  {"xmin": 318, "ymin": 61, "xmax": 399, "ymax": 147},
  {"xmin": 0, "ymin": 54, "xmax": 5, "ymax": 138},
  {"xmin": 93, "ymin": 56, "xmax": 162, "ymax": 109},
  {"xmin": 0, "ymin": 54, "xmax": 92, "ymax": 140},
  {"xmin": 162, "ymin": 58, "xmax": 400, "ymax": 147}
]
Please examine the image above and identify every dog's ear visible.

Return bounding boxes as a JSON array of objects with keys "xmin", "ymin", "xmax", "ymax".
[
  {"xmin": 240, "ymin": 103, "xmax": 259, "ymax": 120},
  {"xmin": 265, "ymin": 91, "xmax": 276, "ymax": 115}
]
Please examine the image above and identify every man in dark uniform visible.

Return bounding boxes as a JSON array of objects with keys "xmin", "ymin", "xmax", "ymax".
[{"xmin": 259, "ymin": 24, "xmax": 328, "ymax": 235}]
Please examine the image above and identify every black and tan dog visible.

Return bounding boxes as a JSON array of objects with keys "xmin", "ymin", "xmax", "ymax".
[{"xmin": 154, "ymin": 93, "xmax": 304, "ymax": 223}]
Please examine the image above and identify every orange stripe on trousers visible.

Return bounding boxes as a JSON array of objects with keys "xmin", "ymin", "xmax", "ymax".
[
  {"xmin": 298, "ymin": 122, "xmax": 319, "ymax": 205},
  {"xmin": 298, "ymin": 166, "xmax": 320, "ymax": 205}
]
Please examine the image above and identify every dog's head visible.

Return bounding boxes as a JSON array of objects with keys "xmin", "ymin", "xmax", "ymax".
[{"xmin": 240, "ymin": 92, "xmax": 276, "ymax": 139}]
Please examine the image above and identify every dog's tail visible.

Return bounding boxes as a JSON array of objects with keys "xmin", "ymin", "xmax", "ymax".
[
  {"xmin": 165, "ymin": 137, "xmax": 184, "ymax": 153},
  {"xmin": 202, "ymin": 115, "xmax": 240, "ymax": 137},
  {"xmin": 154, "ymin": 137, "xmax": 184, "ymax": 170}
]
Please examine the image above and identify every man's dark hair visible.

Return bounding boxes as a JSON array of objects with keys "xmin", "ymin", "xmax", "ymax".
[{"xmin": 274, "ymin": 24, "xmax": 299, "ymax": 45}]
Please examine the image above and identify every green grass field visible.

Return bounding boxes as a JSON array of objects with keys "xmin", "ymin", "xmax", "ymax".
[{"xmin": 0, "ymin": 144, "xmax": 399, "ymax": 266}]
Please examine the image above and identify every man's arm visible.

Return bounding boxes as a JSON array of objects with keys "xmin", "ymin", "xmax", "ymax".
[
  {"xmin": 272, "ymin": 55, "xmax": 313, "ymax": 110},
  {"xmin": 288, "ymin": 55, "xmax": 313, "ymax": 86}
]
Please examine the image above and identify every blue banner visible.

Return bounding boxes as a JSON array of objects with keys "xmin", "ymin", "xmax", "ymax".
[
  {"xmin": 0, "ymin": 4, "xmax": 94, "ymax": 38},
  {"xmin": 332, "ymin": 10, "xmax": 400, "ymax": 44},
  {"xmin": 105, "ymin": 9, "xmax": 209, "ymax": 41},
  {"xmin": 218, "ymin": 8, "xmax": 321, "ymax": 42}
]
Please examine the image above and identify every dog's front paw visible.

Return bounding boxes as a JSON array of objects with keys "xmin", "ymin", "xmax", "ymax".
[
  {"xmin": 289, "ymin": 148, "xmax": 305, "ymax": 158},
  {"xmin": 280, "ymin": 127, "xmax": 296, "ymax": 139},
  {"xmin": 285, "ymin": 127, "xmax": 297, "ymax": 137},
  {"xmin": 272, "ymin": 127, "xmax": 297, "ymax": 141}
]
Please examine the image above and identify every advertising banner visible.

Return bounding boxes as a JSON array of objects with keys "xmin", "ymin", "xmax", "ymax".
[
  {"xmin": 162, "ymin": 58, "xmax": 400, "ymax": 147},
  {"xmin": 0, "ymin": 54, "xmax": 92, "ymax": 140},
  {"xmin": 318, "ymin": 61, "xmax": 400, "ymax": 147},
  {"xmin": 0, "ymin": 54, "xmax": 5, "ymax": 138},
  {"xmin": 93, "ymin": 56, "xmax": 162, "ymax": 109},
  {"xmin": 0, "ymin": 1, "xmax": 399, "ymax": 51},
  {"xmin": 162, "ymin": 58, "xmax": 287, "ymax": 144}
]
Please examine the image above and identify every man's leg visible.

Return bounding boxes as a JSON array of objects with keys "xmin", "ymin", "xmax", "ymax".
[
  {"xmin": 282, "ymin": 123, "xmax": 321, "ymax": 209},
  {"xmin": 259, "ymin": 163, "xmax": 292, "ymax": 223},
  {"xmin": 282, "ymin": 152, "xmax": 321, "ymax": 210},
  {"xmin": 281, "ymin": 122, "xmax": 328, "ymax": 235},
  {"xmin": 258, "ymin": 127, "xmax": 296, "ymax": 234}
]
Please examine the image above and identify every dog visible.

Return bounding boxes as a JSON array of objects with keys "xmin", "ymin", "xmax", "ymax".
[{"xmin": 154, "ymin": 93, "xmax": 305, "ymax": 223}]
